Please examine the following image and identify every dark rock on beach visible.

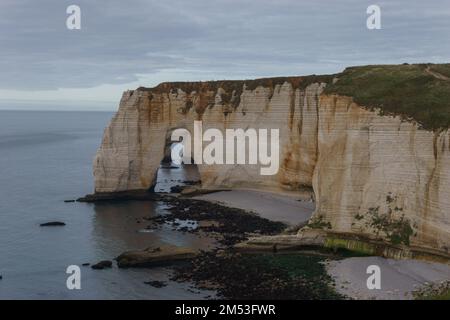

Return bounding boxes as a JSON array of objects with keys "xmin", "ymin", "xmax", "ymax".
[
  {"xmin": 135, "ymin": 196, "xmax": 345, "ymax": 299},
  {"xmin": 144, "ymin": 280, "xmax": 167, "ymax": 288},
  {"xmin": 91, "ymin": 260, "xmax": 113, "ymax": 270},
  {"xmin": 172, "ymin": 250, "xmax": 344, "ymax": 300},
  {"xmin": 116, "ymin": 245, "xmax": 197, "ymax": 268},
  {"xmin": 40, "ymin": 221, "xmax": 66, "ymax": 227},
  {"xmin": 77, "ymin": 190, "xmax": 162, "ymax": 203},
  {"xmin": 147, "ymin": 197, "xmax": 287, "ymax": 246},
  {"xmin": 181, "ymin": 180, "xmax": 201, "ymax": 185},
  {"xmin": 170, "ymin": 185, "xmax": 184, "ymax": 193}
]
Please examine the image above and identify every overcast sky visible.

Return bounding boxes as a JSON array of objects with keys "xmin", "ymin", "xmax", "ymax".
[{"xmin": 1, "ymin": 0, "xmax": 449, "ymax": 110}]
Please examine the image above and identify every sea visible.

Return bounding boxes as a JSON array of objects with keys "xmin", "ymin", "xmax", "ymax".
[{"xmin": 0, "ymin": 110, "xmax": 212, "ymax": 299}]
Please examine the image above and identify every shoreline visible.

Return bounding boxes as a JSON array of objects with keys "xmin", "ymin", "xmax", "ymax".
[
  {"xmin": 78, "ymin": 188, "xmax": 450, "ymax": 260},
  {"xmin": 76, "ymin": 188, "xmax": 449, "ymax": 300},
  {"xmin": 193, "ymin": 189, "xmax": 314, "ymax": 226},
  {"xmin": 191, "ymin": 190, "xmax": 450, "ymax": 300}
]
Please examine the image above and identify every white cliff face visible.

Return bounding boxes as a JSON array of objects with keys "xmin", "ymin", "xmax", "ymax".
[
  {"xmin": 93, "ymin": 80, "xmax": 450, "ymax": 257},
  {"xmin": 94, "ymin": 80, "xmax": 324, "ymax": 194},
  {"xmin": 314, "ymin": 95, "xmax": 450, "ymax": 255}
]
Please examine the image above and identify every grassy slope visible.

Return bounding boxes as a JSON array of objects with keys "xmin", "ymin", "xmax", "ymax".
[
  {"xmin": 324, "ymin": 63, "xmax": 450, "ymax": 130},
  {"xmin": 140, "ymin": 63, "xmax": 450, "ymax": 130}
]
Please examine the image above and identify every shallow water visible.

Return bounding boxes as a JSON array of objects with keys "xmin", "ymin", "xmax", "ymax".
[{"xmin": 0, "ymin": 110, "xmax": 213, "ymax": 299}]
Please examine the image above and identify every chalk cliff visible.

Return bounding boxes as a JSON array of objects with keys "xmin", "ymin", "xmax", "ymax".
[{"xmin": 94, "ymin": 64, "xmax": 450, "ymax": 258}]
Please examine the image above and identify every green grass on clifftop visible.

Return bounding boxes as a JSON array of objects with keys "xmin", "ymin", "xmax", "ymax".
[{"xmin": 324, "ymin": 63, "xmax": 450, "ymax": 130}]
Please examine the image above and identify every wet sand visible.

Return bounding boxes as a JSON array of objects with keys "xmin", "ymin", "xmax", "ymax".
[
  {"xmin": 194, "ymin": 189, "xmax": 449, "ymax": 300},
  {"xmin": 326, "ymin": 256, "xmax": 450, "ymax": 300},
  {"xmin": 194, "ymin": 189, "xmax": 315, "ymax": 225}
]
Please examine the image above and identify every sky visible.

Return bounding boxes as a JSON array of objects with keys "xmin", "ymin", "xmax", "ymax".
[{"xmin": 0, "ymin": 0, "xmax": 450, "ymax": 111}]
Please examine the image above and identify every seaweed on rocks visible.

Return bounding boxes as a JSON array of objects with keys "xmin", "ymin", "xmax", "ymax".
[
  {"xmin": 146, "ymin": 197, "xmax": 287, "ymax": 246},
  {"xmin": 171, "ymin": 250, "xmax": 344, "ymax": 300}
]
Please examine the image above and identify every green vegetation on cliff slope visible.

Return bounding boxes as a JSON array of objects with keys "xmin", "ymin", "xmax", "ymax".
[
  {"xmin": 140, "ymin": 63, "xmax": 450, "ymax": 130},
  {"xmin": 324, "ymin": 63, "xmax": 450, "ymax": 130}
]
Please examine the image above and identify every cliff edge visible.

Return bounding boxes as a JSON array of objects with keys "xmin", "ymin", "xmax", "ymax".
[{"xmin": 93, "ymin": 64, "xmax": 450, "ymax": 259}]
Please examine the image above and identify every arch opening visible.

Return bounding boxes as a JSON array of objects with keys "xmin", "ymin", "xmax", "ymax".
[{"xmin": 154, "ymin": 133, "xmax": 201, "ymax": 193}]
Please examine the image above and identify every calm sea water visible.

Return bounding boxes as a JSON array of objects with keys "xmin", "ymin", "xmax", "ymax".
[{"xmin": 0, "ymin": 110, "xmax": 212, "ymax": 299}]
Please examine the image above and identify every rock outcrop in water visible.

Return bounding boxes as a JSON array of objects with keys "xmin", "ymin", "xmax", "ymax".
[{"xmin": 93, "ymin": 64, "xmax": 450, "ymax": 259}]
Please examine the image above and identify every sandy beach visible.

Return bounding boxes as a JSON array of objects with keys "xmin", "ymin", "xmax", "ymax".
[
  {"xmin": 194, "ymin": 189, "xmax": 315, "ymax": 226},
  {"xmin": 194, "ymin": 189, "xmax": 449, "ymax": 300},
  {"xmin": 326, "ymin": 257, "xmax": 450, "ymax": 300}
]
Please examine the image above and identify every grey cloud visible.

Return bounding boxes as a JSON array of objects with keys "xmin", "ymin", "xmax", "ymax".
[{"xmin": 0, "ymin": 0, "xmax": 450, "ymax": 90}]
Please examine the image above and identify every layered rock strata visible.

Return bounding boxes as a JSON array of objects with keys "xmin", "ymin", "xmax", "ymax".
[{"xmin": 93, "ymin": 71, "xmax": 450, "ymax": 258}]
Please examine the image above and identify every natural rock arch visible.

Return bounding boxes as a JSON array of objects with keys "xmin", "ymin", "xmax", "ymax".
[{"xmin": 93, "ymin": 78, "xmax": 450, "ymax": 257}]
